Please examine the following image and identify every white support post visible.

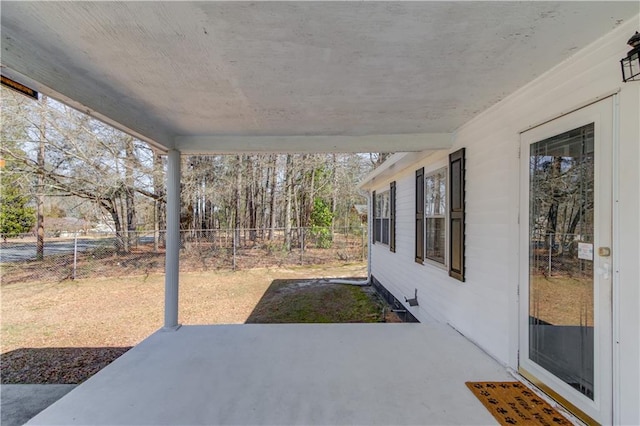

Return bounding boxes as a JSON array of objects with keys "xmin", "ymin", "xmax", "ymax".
[
  {"xmin": 367, "ymin": 192, "xmax": 372, "ymax": 281},
  {"xmin": 164, "ymin": 149, "xmax": 181, "ymax": 330}
]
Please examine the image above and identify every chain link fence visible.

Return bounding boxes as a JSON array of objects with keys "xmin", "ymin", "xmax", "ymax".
[
  {"xmin": 530, "ymin": 232, "xmax": 593, "ymax": 278},
  {"xmin": 0, "ymin": 226, "xmax": 368, "ymax": 285}
]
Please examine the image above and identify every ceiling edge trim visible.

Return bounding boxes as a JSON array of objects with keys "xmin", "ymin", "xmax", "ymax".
[{"xmin": 174, "ymin": 133, "xmax": 453, "ymax": 154}]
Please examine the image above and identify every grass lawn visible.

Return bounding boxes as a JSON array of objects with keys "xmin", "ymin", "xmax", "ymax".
[
  {"xmin": 1, "ymin": 262, "xmax": 370, "ymax": 352},
  {"xmin": 1, "ymin": 262, "xmax": 399, "ymax": 384},
  {"xmin": 245, "ymin": 279, "xmax": 385, "ymax": 323},
  {"xmin": 529, "ymin": 274, "xmax": 593, "ymax": 326}
]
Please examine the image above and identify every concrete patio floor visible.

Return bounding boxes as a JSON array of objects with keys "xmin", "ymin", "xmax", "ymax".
[{"xmin": 27, "ymin": 323, "xmax": 511, "ymax": 425}]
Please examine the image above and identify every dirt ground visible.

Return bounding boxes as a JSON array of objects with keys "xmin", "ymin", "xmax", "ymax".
[
  {"xmin": 1, "ymin": 262, "xmax": 402, "ymax": 384},
  {"xmin": 1, "ymin": 263, "xmax": 370, "ymax": 352},
  {"xmin": 529, "ymin": 274, "xmax": 594, "ymax": 326}
]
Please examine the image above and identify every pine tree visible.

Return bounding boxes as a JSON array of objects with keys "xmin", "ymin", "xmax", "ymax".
[{"xmin": 0, "ymin": 181, "xmax": 35, "ymax": 241}]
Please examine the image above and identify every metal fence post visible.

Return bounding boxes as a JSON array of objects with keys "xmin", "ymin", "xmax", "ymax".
[
  {"xmin": 300, "ymin": 227, "xmax": 304, "ymax": 264},
  {"xmin": 72, "ymin": 231, "xmax": 78, "ymax": 280},
  {"xmin": 9, "ymin": 226, "xmax": 377, "ymax": 285}
]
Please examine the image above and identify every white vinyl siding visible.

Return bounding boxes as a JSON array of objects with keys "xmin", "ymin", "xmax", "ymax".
[{"xmin": 368, "ymin": 23, "xmax": 640, "ymax": 424}]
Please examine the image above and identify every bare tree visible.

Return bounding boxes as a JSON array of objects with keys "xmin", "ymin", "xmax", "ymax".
[
  {"xmin": 1, "ymin": 88, "xmax": 162, "ymax": 254},
  {"xmin": 3, "ymin": 86, "xmax": 388, "ymax": 257}
]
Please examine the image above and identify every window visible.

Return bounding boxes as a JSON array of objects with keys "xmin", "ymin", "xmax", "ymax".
[
  {"xmin": 374, "ymin": 190, "xmax": 390, "ymax": 245},
  {"xmin": 414, "ymin": 147, "xmax": 465, "ymax": 281},
  {"xmin": 425, "ymin": 168, "xmax": 447, "ymax": 264},
  {"xmin": 373, "ymin": 181, "xmax": 396, "ymax": 249}
]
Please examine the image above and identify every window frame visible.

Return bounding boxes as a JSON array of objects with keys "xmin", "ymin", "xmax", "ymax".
[
  {"xmin": 374, "ymin": 189, "xmax": 390, "ymax": 246},
  {"xmin": 424, "ymin": 166, "xmax": 448, "ymax": 266},
  {"xmin": 414, "ymin": 149, "xmax": 466, "ymax": 281},
  {"xmin": 372, "ymin": 182, "xmax": 396, "ymax": 249}
]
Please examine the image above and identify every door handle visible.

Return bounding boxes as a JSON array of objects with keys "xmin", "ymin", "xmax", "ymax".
[{"xmin": 598, "ymin": 247, "xmax": 611, "ymax": 257}]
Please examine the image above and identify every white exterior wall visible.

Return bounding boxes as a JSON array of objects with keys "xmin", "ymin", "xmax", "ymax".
[{"xmin": 369, "ymin": 17, "xmax": 639, "ymax": 424}]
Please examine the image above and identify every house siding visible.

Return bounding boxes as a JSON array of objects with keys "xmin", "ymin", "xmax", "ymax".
[
  {"xmin": 371, "ymin": 148, "xmax": 511, "ymax": 364},
  {"xmin": 368, "ymin": 16, "xmax": 639, "ymax": 425}
]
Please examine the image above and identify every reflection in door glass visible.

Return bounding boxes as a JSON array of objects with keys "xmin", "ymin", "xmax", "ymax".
[{"xmin": 529, "ymin": 123, "xmax": 595, "ymax": 399}]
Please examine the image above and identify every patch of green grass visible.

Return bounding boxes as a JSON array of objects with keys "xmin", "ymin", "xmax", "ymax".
[{"xmin": 246, "ymin": 280, "xmax": 383, "ymax": 324}]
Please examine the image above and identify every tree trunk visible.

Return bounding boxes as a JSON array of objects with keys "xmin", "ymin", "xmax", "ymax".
[
  {"xmin": 331, "ymin": 154, "xmax": 337, "ymax": 231},
  {"xmin": 545, "ymin": 156, "xmax": 563, "ymax": 248},
  {"xmin": 36, "ymin": 95, "xmax": 46, "ymax": 261},
  {"xmin": 124, "ymin": 136, "xmax": 136, "ymax": 252},
  {"xmin": 284, "ymin": 154, "xmax": 293, "ymax": 251},
  {"xmin": 268, "ymin": 155, "xmax": 277, "ymax": 240},
  {"xmin": 247, "ymin": 156, "xmax": 257, "ymax": 241},
  {"xmin": 566, "ymin": 200, "xmax": 591, "ymax": 240},
  {"xmin": 153, "ymin": 151, "xmax": 165, "ymax": 251},
  {"xmin": 107, "ymin": 199, "xmax": 125, "ymax": 253},
  {"xmin": 118, "ymin": 187, "xmax": 129, "ymax": 252},
  {"xmin": 234, "ymin": 155, "xmax": 243, "ymax": 246},
  {"xmin": 304, "ymin": 165, "xmax": 316, "ymax": 228}
]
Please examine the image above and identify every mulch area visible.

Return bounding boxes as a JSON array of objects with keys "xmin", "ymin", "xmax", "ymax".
[{"xmin": 1, "ymin": 347, "xmax": 131, "ymax": 384}]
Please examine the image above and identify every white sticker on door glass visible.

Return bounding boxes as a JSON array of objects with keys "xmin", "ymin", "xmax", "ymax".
[{"xmin": 578, "ymin": 242, "xmax": 593, "ymax": 261}]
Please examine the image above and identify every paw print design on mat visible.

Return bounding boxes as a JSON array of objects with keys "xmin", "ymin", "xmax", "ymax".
[{"xmin": 465, "ymin": 382, "xmax": 571, "ymax": 426}]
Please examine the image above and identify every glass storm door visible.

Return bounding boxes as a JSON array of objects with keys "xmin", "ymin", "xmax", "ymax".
[{"xmin": 519, "ymin": 98, "xmax": 613, "ymax": 424}]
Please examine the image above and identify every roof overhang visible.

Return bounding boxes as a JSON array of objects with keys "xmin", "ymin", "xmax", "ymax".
[
  {"xmin": 358, "ymin": 151, "xmax": 439, "ymax": 191},
  {"xmin": 2, "ymin": 1, "xmax": 638, "ymax": 153}
]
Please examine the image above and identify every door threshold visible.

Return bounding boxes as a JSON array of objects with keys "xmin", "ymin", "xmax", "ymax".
[{"xmin": 509, "ymin": 368, "xmax": 598, "ymax": 426}]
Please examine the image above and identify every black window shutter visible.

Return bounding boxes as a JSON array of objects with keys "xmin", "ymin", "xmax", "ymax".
[
  {"xmin": 449, "ymin": 148, "xmax": 465, "ymax": 281},
  {"xmin": 390, "ymin": 181, "xmax": 396, "ymax": 253},
  {"xmin": 415, "ymin": 168, "xmax": 424, "ymax": 263},
  {"xmin": 371, "ymin": 190, "xmax": 376, "ymax": 244}
]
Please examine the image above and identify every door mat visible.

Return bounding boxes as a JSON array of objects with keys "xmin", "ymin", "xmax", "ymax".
[{"xmin": 466, "ymin": 382, "xmax": 572, "ymax": 425}]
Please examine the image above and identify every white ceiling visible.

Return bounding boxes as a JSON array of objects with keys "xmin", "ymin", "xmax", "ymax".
[{"xmin": 1, "ymin": 1, "xmax": 638, "ymax": 153}]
